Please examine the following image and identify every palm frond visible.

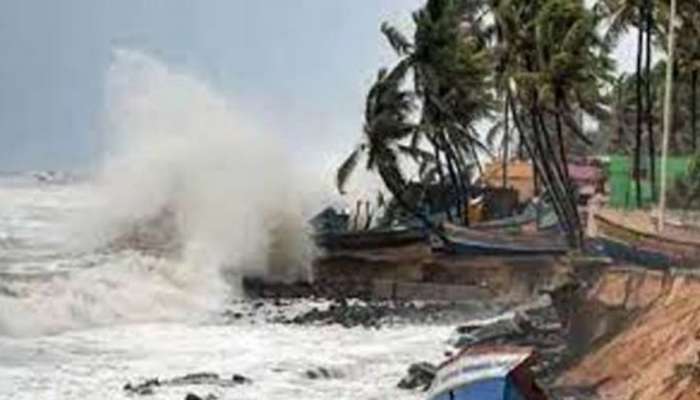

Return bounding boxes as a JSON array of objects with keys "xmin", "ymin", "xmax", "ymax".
[
  {"xmin": 485, "ymin": 120, "xmax": 505, "ymax": 150},
  {"xmin": 398, "ymin": 144, "xmax": 436, "ymax": 163},
  {"xmin": 336, "ymin": 147, "xmax": 362, "ymax": 194},
  {"xmin": 381, "ymin": 22, "xmax": 413, "ymax": 56}
]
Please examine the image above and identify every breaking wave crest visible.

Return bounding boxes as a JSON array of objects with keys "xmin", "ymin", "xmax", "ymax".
[{"xmin": 0, "ymin": 49, "xmax": 316, "ymax": 336}]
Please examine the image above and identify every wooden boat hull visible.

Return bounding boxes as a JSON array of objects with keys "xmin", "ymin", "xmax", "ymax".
[
  {"xmin": 594, "ymin": 213, "xmax": 700, "ymax": 266},
  {"xmin": 438, "ymin": 223, "xmax": 568, "ymax": 256},
  {"xmin": 473, "ymin": 205, "xmax": 559, "ymax": 233},
  {"xmin": 313, "ymin": 228, "xmax": 426, "ymax": 251}
]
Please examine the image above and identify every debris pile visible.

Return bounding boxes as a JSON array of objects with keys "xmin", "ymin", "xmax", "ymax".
[{"xmin": 396, "ymin": 293, "xmax": 575, "ymax": 394}]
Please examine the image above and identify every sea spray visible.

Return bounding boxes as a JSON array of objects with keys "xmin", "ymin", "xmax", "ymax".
[
  {"xmin": 93, "ymin": 49, "xmax": 314, "ymax": 283},
  {"xmin": 0, "ymin": 50, "xmax": 317, "ymax": 336}
]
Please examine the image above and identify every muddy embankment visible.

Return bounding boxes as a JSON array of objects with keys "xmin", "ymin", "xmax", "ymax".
[
  {"xmin": 557, "ymin": 267, "xmax": 700, "ymax": 400},
  {"xmin": 304, "ymin": 243, "xmax": 571, "ymax": 304}
]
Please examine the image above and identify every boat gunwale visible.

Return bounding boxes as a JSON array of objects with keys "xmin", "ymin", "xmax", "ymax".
[{"xmin": 594, "ymin": 212, "xmax": 700, "ymax": 248}]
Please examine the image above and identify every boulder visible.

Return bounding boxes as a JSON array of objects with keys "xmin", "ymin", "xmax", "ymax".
[
  {"xmin": 397, "ymin": 362, "xmax": 436, "ymax": 390},
  {"xmin": 304, "ymin": 367, "xmax": 341, "ymax": 380},
  {"xmin": 232, "ymin": 374, "xmax": 252, "ymax": 384}
]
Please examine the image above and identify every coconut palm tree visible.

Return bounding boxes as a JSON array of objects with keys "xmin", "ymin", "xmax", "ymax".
[
  {"xmin": 336, "ymin": 66, "xmax": 417, "ymax": 198},
  {"xmin": 487, "ymin": 0, "xmax": 612, "ymax": 247},
  {"xmin": 675, "ymin": 3, "xmax": 700, "ymax": 152},
  {"xmin": 600, "ymin": 0, "xmax": 660, "ymax": 205},
  {"xmin": 372, "ymin": 0, "xmax": 496, "ymax": 224},
  {"xmin": 337, "ymin": 0, "xmax": 495, "ymax": 229}
]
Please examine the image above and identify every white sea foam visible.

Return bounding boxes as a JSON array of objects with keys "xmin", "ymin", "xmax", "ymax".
[{"xmin": 0, "ymin": 50, "xmax": 319, "ymax": 336}]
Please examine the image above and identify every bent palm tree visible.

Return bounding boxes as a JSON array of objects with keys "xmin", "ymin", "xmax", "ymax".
[
  {"xmin": 341, "ymin": 0, "xmax": 494, "ymax": 225},
  {"xmin": 336, "ymin": 66, "xmax": 416, "ymax": 197}
]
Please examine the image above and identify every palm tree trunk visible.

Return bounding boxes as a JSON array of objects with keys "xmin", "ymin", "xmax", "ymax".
[
  {"xmin": 443, "ymin": 135, "xmax": 471, "ymax": 226},
  {"xmin": 530, "ymin": 105, "xmax": 578, "ymax": 246},
  {"xmin": 503, "ymin": 98, "xmax": 510, "ymax": 188},
  {"xmin": 617, "ymin": 80, "xmax": 625, "ymax": 146},
  {"xmin": 635, "ymin": 6, "xmax": 645, "ymax": 207},
  {"xmin": 554, "ymin": 94, "xmax": 570, "ymax": 179},
  {"xmin": 440, "ymin": 132, "xmax": 465, "ymax": 224},
  {"xmin": 693, "ymin": 70, "xmax": 698, "ymax": 152},
  {"xmin": 430, "ymin": 137, "xmax": 452, "ymax": 222},
  {"xmin": 509, "ymin": 94, "xmax": 572, "ymax": 243},
  {"xmin": 550, "ymin": 101, "xmax": 583, "ymax": 245},
  {"xmin": 645, "ymin": 0, "xmax": 657, "ymax": 202},
  {"xmin": 537, "ymin": 107, "xmax": 581, "ymax": 246},
  {"xmin": 376, "ymin": 166, "xmax": 450, "ymax": 244}
]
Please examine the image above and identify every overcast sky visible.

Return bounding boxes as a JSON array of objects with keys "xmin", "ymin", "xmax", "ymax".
[{"xmin": 0, "ymin": 1, "xmax": 636, "ymax": 171}]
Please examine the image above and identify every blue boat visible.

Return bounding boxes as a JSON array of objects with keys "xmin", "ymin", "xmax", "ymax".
[
  {"xmin": 427, "ymin": 345, "xmax": 548, "ymax": 400},
  {"xmin": 436, "ymin": 222, "xmax": 569, "ymax": 256}
]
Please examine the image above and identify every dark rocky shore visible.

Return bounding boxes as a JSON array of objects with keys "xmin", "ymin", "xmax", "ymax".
[
  {"xmin": 123, "ymin": 272, "xmax": 594, "ymax": 400},
  {"xmin": 239, "ymin": 276, "xmax": 586, "ymax": 397},
  {"xmin": 237, "ymin": 276, "xmax": 503, "ymax": 328}
]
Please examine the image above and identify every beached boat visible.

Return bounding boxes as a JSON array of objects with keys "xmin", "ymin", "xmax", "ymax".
[
  {"xmin": 473, "ymin": 203, "xmax": 559, "ymax": 233},
  {"xmin": 436, "ymin": 222, "xmax": 568, "ymax": 256},
  {"xmin": 427, "ymin": 345, "xmax": 548, "ymax": 400},
  {"xmin": 593, "ymin": 209, "xmax": 700, "ymax": 266},
  {"xmin": 313, "ymin": 226, "xmax": 426, "ymax": 250}
]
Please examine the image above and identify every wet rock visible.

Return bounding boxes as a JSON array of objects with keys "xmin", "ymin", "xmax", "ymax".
[
  {"xmin": 184, "ymin": 394, "xmax": 218, "ymax": 400},
  {"xmin": 124, "ymin": 378, "xmax": 160, "ymax": 396},
  {"xmin": 232, "ymin": 374, "xmax": 252, "ymax": 384},
  {"xmin": 304, "ymin": 367, "xmax": 341, "ymax": 380},
  {"xmin": 397, "ymin": 362, "xmax": 436, "ymax": 391},
  {"xmin": 275, "ymin": 301, "xmax": 386, "ymax": 328},
  {"xmin": 170, "ymin": 372, "xmax": 220, "ymax": 385},
  {"xmin": 273, "ymin": 299, "xmax": 466, "ymax": 329},
  {"xmin": 124, "ymin": 371, "xmax": 252, "ymax": 396},
  {"xmin": 450, "ymin": 312, "xmax": 524, "ymax": 348}
]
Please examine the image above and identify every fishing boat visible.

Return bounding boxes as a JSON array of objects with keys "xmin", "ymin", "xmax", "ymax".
[
  {"xmin": 592, "ymin": 209, "xmax": 700, "ymax": 266},
  {"xmin": 427, "ymin": 345, "xmax": 548, "ymax": 400},
  {"xmin": 313, "ymin": 226, "xmax": 426, "ymax": 251},
  {"xmin": 436, "ymin": 222, "xmax": 568, "ymax": 256},
  {"xmin": 473, "ymin": 203, "xmax": 559, "ymax": 233}
]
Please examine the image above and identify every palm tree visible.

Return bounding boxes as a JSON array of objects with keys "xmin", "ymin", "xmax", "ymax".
[
  {"xmin": 601, "ymin": 0, "xmax": 660, "ymax": 206},
  {"xmin": 377, "ymin": 0, "xmax": 495, "ymax": 224},
  {"xmin": 644, "ymin": 0, "xmax": 657, "ymax": 201},
  {"xmin": 675, "ymin": 3, "xmax": 700, "ymax": 152},
  {"xmin": 338, "ymin": 0, "xmax": 494, "ymax": 228},
  {"xmin": 336, "ymin": 66, "xmax": 416, "ymax": 199},
  {"xmin": 487, "ymin": 0, "xmax": 612, "ymax": 247}
]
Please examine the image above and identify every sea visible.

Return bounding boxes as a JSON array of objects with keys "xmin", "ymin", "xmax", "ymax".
[
  {"xmin": 0, "ymin": 49, "xmax": 463, "ymax": 400},
  {"xmin": 0, "ymin": 174, "xmax": 453, "ymax": 400}
]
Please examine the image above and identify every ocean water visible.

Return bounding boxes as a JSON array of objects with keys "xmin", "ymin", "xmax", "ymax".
[
  {"xmin": 0, "ymin": 175, "xmax": 452, "ymax": 400},
  {"xmin": 0, "ymin": 50, "xmax": 462, "ymax": 400}
]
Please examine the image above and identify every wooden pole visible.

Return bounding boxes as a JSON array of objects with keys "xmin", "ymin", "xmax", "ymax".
[{"xmin": 658, "ymin": 0, "xmax": 677, "ymax": 232}]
